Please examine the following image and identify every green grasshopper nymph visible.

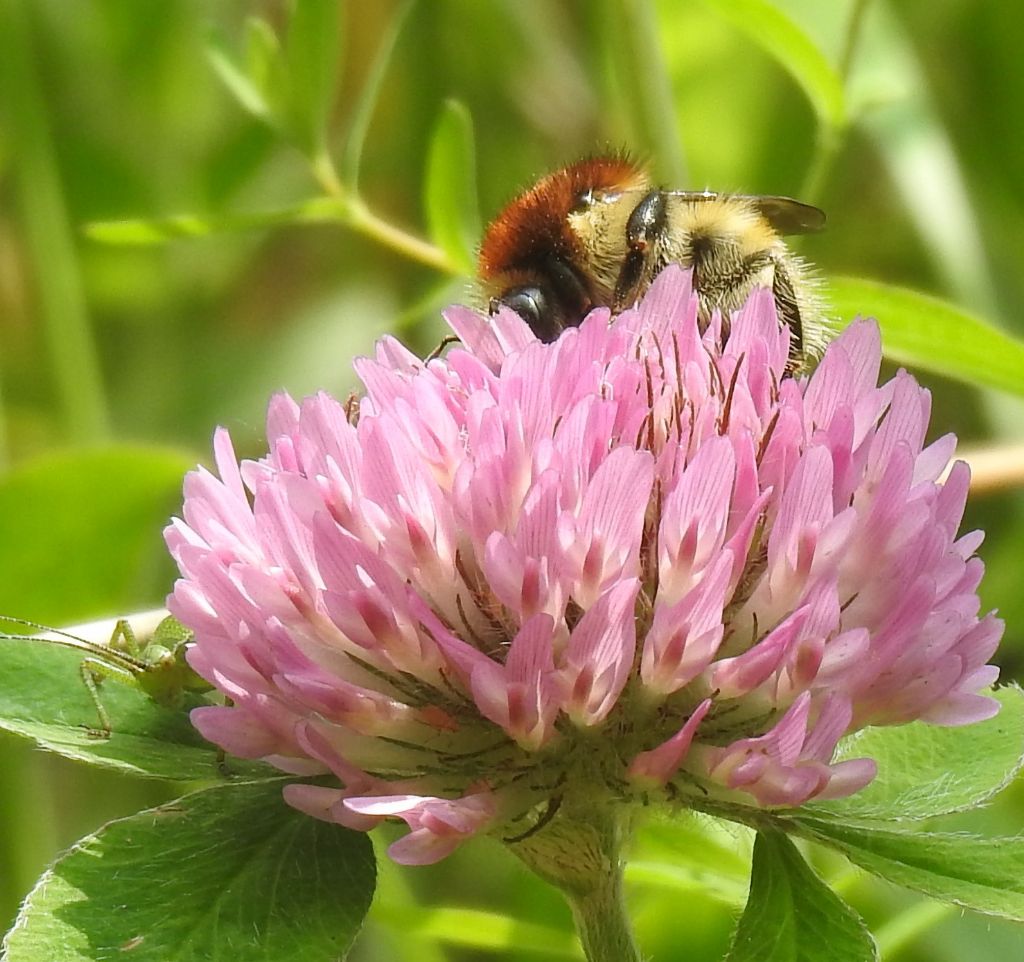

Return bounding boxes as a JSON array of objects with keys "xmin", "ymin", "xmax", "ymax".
[{"xmin": 0, "ymin": 610, "xmax": 212, "ymax": 737}]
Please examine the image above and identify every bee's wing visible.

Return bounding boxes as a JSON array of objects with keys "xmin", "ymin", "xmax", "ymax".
[
  {"xmin": 747, "ymin": 195, "xmax": 826, "ymax": 234},
  {"xmin": 660, "ymin": 191, "xmax": 826, "ymax": 235}
]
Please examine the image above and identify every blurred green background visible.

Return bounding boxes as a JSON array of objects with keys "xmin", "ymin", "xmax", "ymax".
[{"xmin": 1, "ymin": 0, "xmax": 1023, "ymax": 958}]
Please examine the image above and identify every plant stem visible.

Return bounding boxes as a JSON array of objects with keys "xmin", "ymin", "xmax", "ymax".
[
  {"xmin": 508, "ymin": 805, "xmax": 641, "ymax": 962},
  {"xmin": 308, "ymin": 146, "xmax": 459, "ymax": 276},
  {"xmin": 345, "ymin": 198, "xmax": 460, "ymax": 275},
  {"xmin": 310, "ymin": 148, "xmax": 346, "ymax": 200},
  {"xmin": 798, "ymin": 127, "xmax": 841, "ymax": 207},
  {"xmin": 564, "ymin": 859, "xmax": 641, "ymax": 962},
  {"xmin": 948, "ymin": 442, "xmax": 1024, "ymax": 495}
]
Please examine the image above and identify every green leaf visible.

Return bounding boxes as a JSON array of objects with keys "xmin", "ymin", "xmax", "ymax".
[
  {"xmin": 341, "ymin": 0, "xmax": 415, "ymax": 192},
  {"xmin": 85, "ymin": 197, "xmax": 345, "ymax": 245},
  {"xmin": 1, "ymin": 781, "xmax": 376, "ymax": 962},
  {"xmin": 0, "ymin": 445, "xmax": 194, "ymax": 620},
  {"xmin": 423, "ymin": 100, "xmax": 480, "ymax": 274},
  {"xmin": 812, "ymin": 687, "xmax": 1024, "ymax": 821},
  {"xmin": 700, "ymin": 0, "xmax": 845, "ymax": 130},
  {"xmin": 284, "ymin": 0, "xmax": 344, "ymax": 155},
  {"xmin": 244, "ymin": 16, "xmax": 289, "ymax": 122},
  {"xmin": 206, "ymin": 23, "xmax": 274, "ymax": 122},
  {"xmin": 725, "ymin": 831, "xmax": 877, "ymax": 962},
  {"xmin": 790, "ymin": 817, "xmax": 1024, "ymax": 921},
  {"xmin": 828, "ymin": 276, "xmax": 1024, "ymax": 397},
  {"xmin": 0, "ymin": 632, "xmax": 269, "ymax": 781}
]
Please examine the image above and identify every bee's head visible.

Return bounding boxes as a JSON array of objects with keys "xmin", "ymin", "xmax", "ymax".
[{"xmin": 479, "ymin": 154, "xmax": 648, "ymax": 341}]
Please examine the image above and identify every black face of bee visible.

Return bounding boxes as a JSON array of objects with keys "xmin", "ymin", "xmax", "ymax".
[
  {"xmin": 495, "ymin": 286, "xmax": 555, "ymax": 340},
  {"xmin": 491, "ymin": 253, "xmax": 594, "ymax": 343}
]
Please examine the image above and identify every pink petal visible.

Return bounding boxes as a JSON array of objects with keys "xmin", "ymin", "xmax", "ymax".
[
  {"xmin": 628, "ymin": 699, "xmax": 712, "ymax": 786},
  {"xmin": 559, "ymin": 579, "xmax": 640, "ymax": 726}
]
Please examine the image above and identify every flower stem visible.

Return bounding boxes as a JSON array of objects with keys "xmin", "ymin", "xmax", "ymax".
[
  {"xmin": 799, "ymin": 0, "xmax": 873, "ymax": 205},
  {"xmin": 507, "ymin": 805, "xmax": 641, "ymax": 962},
  {"xmin": 564, "ymin": 859, "xmax": 641, "ymax": 962}
]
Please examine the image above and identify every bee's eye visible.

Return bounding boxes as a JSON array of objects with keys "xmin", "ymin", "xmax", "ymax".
[{"xmin": 496, "ymin": 286, "xmax": 559, "ymax": 341}]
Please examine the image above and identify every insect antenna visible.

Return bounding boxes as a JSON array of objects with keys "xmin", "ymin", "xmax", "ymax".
[{"xmin": 0, "ymin": 615, "xmax": 149, "ymax": 672}]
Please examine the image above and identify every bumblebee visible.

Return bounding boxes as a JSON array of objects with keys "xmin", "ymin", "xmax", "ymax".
[{"xmin": 478, "ymin": 155, "xmax": 826, "ymax": 369}]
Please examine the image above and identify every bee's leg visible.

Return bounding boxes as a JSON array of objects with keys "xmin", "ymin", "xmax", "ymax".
[
  {"xmin": 79, "ymin": 657, "xmax": 115, "ymax": 738},
  {"xmin": 426, "ymin": 334, "xmax": 460, "ymax": 362},
  {"xmin": 614, "ymin": 190, "xmax": 668, "ymax": 310},
  {"xmin": 704, "ymin": 249, "xmax": 773, "ymax": 338},
  {"xmin": 768, "ymin": 256, "xmax": 805, "ymax": 369}
]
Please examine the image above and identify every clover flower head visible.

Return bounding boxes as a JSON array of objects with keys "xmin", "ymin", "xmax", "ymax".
[{"xmin": 166, "ymin": 266, "xmax": 1001, "ymax": 865}]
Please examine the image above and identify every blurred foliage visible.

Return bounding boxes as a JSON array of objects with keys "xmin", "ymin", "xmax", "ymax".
[{"xmin": 1, "ymin": 0, "xmax": 1024, "ymax": 959}]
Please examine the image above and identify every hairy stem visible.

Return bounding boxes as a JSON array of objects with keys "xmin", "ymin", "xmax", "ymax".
[
  {"xmin": 508, "ymin": 805, "xmax": 641, "ymax": 962},
  {"xmin": 565, "ymin": 858, "xmax": 641, "ymax": 962}
]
